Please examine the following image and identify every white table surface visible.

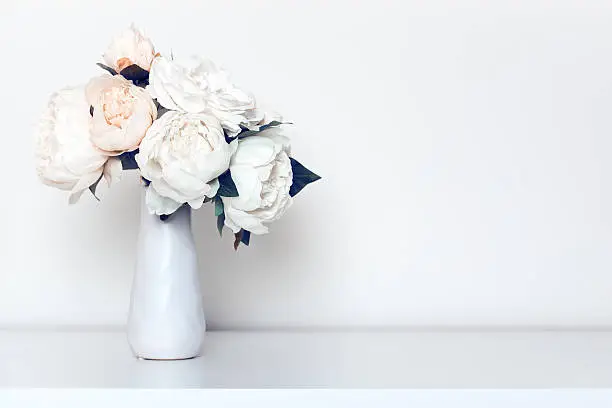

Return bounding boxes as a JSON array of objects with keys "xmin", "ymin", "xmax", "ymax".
[{"xmin": 2, "ymin": 328, "xmax": 612, "ymax": 389}]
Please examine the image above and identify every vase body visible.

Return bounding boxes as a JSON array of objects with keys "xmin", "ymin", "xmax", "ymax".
[{"xmin": 127, "ymin": 191, "xmax": 205, "ymax": 360}]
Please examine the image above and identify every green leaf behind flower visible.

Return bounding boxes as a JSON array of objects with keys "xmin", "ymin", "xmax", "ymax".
[
  {"xmin": 96, "ymin": 63, "xmax": 117, "ymax": 76},
  {"xmin": 119, "ymin": 150, "xmax": 139, "ymax": 170},
  {"xmin": 214, "ymin": 197, "xmax": 226, "ymax": 236},
  {"xmin": 236, "ymin": 121, "xmax": 288, "ymax": 139},
  {"xmin": 216, "ymin": 170, "xmax": 239, "ymax": 197},
  {"xmin": 232, "ymin": 229, "xmax": 251, "ymax": 250},
  {"xmin": 120, "ymin": 64, "xmax": 149, "ymax": 86},
  {"xmin": 217, "ymin": 212, "xmax": 225, "ymax": 236},
  {"xmin": 88, "ymin": 174, "xmax": 103, "ymax": 201},
  {"xmin": 241, "ymin": 230, "xmax": 251, "ymax": 246},
  {"xmin": 289, "ymin": 157, "xmax": 321, "ymax": 197},
  {"xmin": 214, "ymin": 197, "xmax": 224, "ymax": 217}
]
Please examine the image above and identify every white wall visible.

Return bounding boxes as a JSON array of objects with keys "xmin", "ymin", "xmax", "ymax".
[{"xmin": 0, "ymin": 0, "xmax": 611, "ymax": 328}]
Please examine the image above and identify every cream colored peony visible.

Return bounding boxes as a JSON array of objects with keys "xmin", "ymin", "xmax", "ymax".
[
  {"xmin": 222, "ymin": 131, "xmax": 293, "ymax": 235},
  {"xmin": 136, "ymin": 111, "xmax": 237, "ymax": 215},
  {"xmin": 148, "ymin": 56, "xmax": 261, "ymax": 137},
  {"xmin": 36, "ymin": 86, "xmax": 121, "ymax": 203},
  {"xmin": 86, "ymin": 75, "xmax": 157, "ymax": 155},
  {"xmin": 103, "ymin": 24, "xmax": 156, "ymax": 72}
]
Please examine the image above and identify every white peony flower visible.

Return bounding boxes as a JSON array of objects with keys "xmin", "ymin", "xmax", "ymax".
[
  {"xmin": 86, "ymin": 74, "xmax": 157, "ymax": 155},
  {"xmin": 36, "ymin": 86, "xmax": 121, "ymax": 203},
  {"xmin": 258, "ymin": 111, "xmax": 283, "ymax": 127},
  {"xmin": 222, "ymin": 131, "xmax": 293, "ymax": 235},
  {"xmin": 242, "ymin": 109, "xmax": 284, "ymax": 132},
  {"xmin": 136, "ymin": 111, "xmax": 237, "ymax": 215},
  {"xmin": 103, "ymin": 24, "xmax": 156, "ymax": 72},
  {"xmin": 148, "ymin": 56, "xmax": 261, "ymax": 137}
]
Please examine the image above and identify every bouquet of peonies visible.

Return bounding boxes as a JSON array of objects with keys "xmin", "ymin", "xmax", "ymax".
[{"xmin": 35, "ymin": 25, "xmax": 320, "ymax": 249}]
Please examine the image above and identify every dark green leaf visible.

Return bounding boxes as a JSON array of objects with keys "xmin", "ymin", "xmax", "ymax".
[
  {"xmin": 96, "ymin": 63, "xmax": 117, "ymax": 76},
  {"xmin": 217, "ymin": 170, "xmax": 239, "ymax": 197},
  {"xmin": 214, "ymin": 197, "xmax": 224, "ymax": 217},
  {"xmin": 236, "ymin": 121, "xmax": 288, "ymax": 139},
  {"xmin": 88, "ymin": 174, "xmax": 103, "ymax": 201},
  {"xmin": 224, "ymin": 130, "xmax": 234, "ymax": 144},
  {"xmin": 236, "ymin": 129, "xmax": 258, "ymax": 139},
  {"xmin": 215, "ymin": 197, "xmax": 225, "ymax": 236},
  {"xmin": 119, "ymin": 64, "xmax": 149, "ymax": 85},
  {"xmin": 157, "ymin": 106, "xmax": 170, "ymax": 118},
  {"xmin": 262, "ymin": 120, "xmax": 283, "ymax": 129},
  {"xmin": 289, "ymin": 157, "xmax": 321, "ymax": 197},
  {"xmin": 216, "ymin": 213, "xmax": 225, "ymax": 236},
  {"xmin": 119, "ymin": 150, "xmax": 139, "ymax": 170},
  {"xmin": 240, "ymin": 230, "xmax": 251, "ymax": 246},
  {"xmin": 232, "ymin": 229, "xmax": 251, "ymax": 249}
]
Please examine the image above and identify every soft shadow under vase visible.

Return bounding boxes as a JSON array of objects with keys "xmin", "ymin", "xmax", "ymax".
[{"xmin": 127, "ymin": 190, "xmax": 205, "ymax": 360}]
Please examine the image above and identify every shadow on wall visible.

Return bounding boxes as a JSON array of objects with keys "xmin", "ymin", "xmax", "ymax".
[{"xmin": 190, "ymin": 199, "xmax": 327, "ymax": 330}]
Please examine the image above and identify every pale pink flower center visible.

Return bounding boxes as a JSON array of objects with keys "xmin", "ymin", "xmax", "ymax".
[
  {"xmin": 116, "ymin": 57, "xmax": 133, "ymax": 72},
  {"xmin": 101, "ymin": 86, "xmax": 135, "ymax": 127}
]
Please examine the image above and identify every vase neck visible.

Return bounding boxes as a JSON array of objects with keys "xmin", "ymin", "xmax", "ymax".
[{"xmin": 140, "ymin": 188, "xmax": 191, "ymax": 229}]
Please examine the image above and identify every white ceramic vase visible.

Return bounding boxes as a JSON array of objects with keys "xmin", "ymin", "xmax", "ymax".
[{"xmin": 127, "ymin": 189, "xmax": 205, "ymax": 360}]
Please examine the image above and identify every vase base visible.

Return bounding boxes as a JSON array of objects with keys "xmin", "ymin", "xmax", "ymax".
[{"xmin": 135, "ymin": 355, "xmax": 200, "ymax": 361}]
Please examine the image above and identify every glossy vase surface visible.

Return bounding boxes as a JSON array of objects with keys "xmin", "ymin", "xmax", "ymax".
[{"xmin": 127, "ymin": 190, "xmax": 205, "ymax": 360}]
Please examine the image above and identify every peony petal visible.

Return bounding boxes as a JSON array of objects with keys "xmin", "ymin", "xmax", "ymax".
[
  {"xmin": 187, "ymin": 196, "xmax": 205, "ymax": 209},
  {"xmin": 121, "ymin": 103, "xmax": 153, "ymax": 150},
  {"xmin": 68, "ymin": 189, "xmax": 86, "ymax": 205},
  {"xmin": 148, "ymin": 57, "xmax": 183, "ymax": 111},
  {"xmin": 220, "ymin": 118, "xmax": 243, "ymax": 138},
  {"xmin": 68, "ymin": 168, "xmax": 104, "ymax": 204},
  {"xmin": 206, "ymin": 178, "xmax": 220, "ymax": 197},
  {"xmin": 191, "ymin": 145, "xmax": 232, "ymax": 183},
  {"xmin": 149, "ymin": 177, "xmax": 186, "ymax": 204},
  {"xmin": 162, "ymin": 161, "xmax": 209, "ymax": 200},
  {"xmin": 256, "ymin": 162, "xmax": 273, "ymax": 182},
  {"xmin": 36, "ymin": 85, "xmax": 109, "ymax": 199},
  {"xmin": 87, "ymin": 75, "xmax": 156, "ymax": 154},
  {"xmin": 145, "ymin": 185, "xmax": 183, "ymax": 215},
  {"xmin": 103, "ymin": 157, "xmax": 122, "ymax": 186},
  {"xmin": 90, "ymin": 117, "xmax": 129, "ymax": 154},
  {"xmin": 168, "ymin": 88, "xmax": 208, "ymax": 113},
  {"xmin": 148, "ymin": 55, "xmax": 255, "ymax": 125},
  {"xmin": 221, "ymin": 205, "xmax": 242, "ymax": 233},
  {"xmin": 231, "ymin": 137, "xmax": 276, "ymax": 167},
  {"xmin": 263, "ymin": 132, "xmax": 291, "ymax": 155},
  {"xmin": 137, "ymin": 110, "xmax": 179, "ymax": 164},
  {"xmin": 136, "ymin": 110, "xmax": 246, "ymax": 218},
  {"xmin": 220, "ymin": 132, "xmax": 293, "ymax": 236},
  {"xmin": 222, "ymin": 204, "xmax": 269, "ymax": 235},
  {"xmin": 136, "ymin": 155, "xmax": 163, "ymax": 181},
  {"xmin": 103, "ymin": 25, "xmax": 156, "ymax": 72},
  {"xmin": 85, "ymin": 75, "xmax": 112, "ymax": 105},
  {"xmin": 256, "ymin": 194, "xmax": 293, "ymax": 222},
  {"xmin": 228, "ymin": 164, "xmax": 262, "ymax": 211}
]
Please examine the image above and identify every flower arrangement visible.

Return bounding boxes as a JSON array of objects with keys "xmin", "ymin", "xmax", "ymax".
[{"xmin": 35, "ymin": 25, "xmax": 320, "ymax": 249}]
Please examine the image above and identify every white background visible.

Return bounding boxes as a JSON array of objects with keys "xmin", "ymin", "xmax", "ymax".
[{"xmin": 0, "ymin": 0, "xmax": 610, "ymax": 329}]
